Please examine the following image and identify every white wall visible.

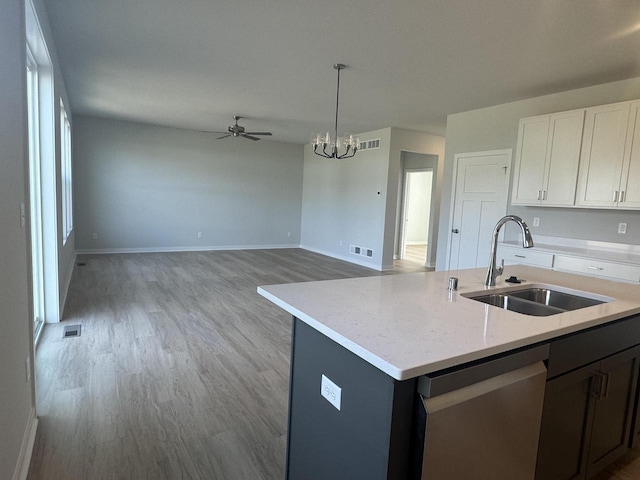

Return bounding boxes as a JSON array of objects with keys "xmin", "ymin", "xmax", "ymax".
[
  {"xmin": 405, "ymin": 171, "xmax": 432, "ymax": 244},
  {"xmin": 0, "ymin": 0, "xmax": 36, "ymax": 477},
  {"xmin": 437, "ymin": 77, "xmax": 640, "ymax": 271},
  {"xmin": 73, "ymin": 116, "xmax": 304, "ymax": 252},
  {"xmin": 300, "ymin": 128, "xmax": 445, "ymax": 270},
  {"xmin": 300, "ymin": 128, "xmax": 392, "ymax": 269}
]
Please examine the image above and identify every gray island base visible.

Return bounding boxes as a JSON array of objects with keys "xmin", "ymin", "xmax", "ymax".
[{"xmin": 259, "ymin": 266, "xmax": 640, "ymax": 479}]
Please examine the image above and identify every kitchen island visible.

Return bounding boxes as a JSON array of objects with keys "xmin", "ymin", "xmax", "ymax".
[{"xmin": 258, "ymin": 265, "xmax": 640, "ymax": 479}]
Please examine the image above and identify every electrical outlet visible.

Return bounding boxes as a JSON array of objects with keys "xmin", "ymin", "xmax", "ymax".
[
  {"xmin": 92, "ymin": 232, "xmax": 98, "ymax": 240},
  {"xmin": 533, "ymin": 217, "xmax": 540, "ymax": 227},
  {"xmin": 321, "ymin": 374, "xmax": 341, "ymax": 411},
  {"xmin": 197, "ymin": 231, "xmax": 203, "ymax": 239},
  {"xmin": 618, "ymin": 223, "xmax": 627, "ymax": 234},
  {"xmin": 287, "ymin": 231, "xmax": 291, "ymax": 238},
  {"xmin": 339, "ymin": 240, "xmax": 343, "ymax": 246}
]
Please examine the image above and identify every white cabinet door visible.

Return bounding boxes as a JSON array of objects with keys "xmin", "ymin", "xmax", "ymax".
[
  {"xmin": 619, "ymin": 101, "xmax": 640, "ymax": 209},
  {"xmin": 576, "ymin": 102, "xmax": 631, "ymax": 207},
  {"xmin": 511, "ymin": 116, "xmax": 549, "ymax": 205},
  {"xmin": 511, "ymin": 111, "xmax": 584, "ymax": 206},
  {"xmin": 543, "ymin": 110, "xmax": 585, "ymax": 206}
]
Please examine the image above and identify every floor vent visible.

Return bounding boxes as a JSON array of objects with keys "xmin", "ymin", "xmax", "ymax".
[{"xmin": 63, "ymin": 324, "xmax": 82, "ymax": 338}]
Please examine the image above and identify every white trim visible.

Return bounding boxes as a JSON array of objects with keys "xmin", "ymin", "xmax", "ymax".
[
  {"xmin": 58, "ymin": 252, "xmax": 76, "ymax": 320},
  {"xmin": 445, "ymin": 149, "xmax": 512, "ymax": 270},
  {"xmin": 12, "ymin": 409, "xmax": 38, "ymax": 480},
  {"xmin": 75, "ymin": 244, "xmax": 301, "ymax": 255},
  {"xmin": 300, "ymin": 245, "xmax": 381, "ymax": 271}
]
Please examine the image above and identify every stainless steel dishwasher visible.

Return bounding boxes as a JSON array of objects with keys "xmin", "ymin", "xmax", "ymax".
[{"xmin": 416, "ymin": 345, "xmax": 548, "ymax": 480}]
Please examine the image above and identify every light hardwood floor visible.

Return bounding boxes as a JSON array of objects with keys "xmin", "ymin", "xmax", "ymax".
[
  {"xmin": 28, "ymin": 249, "xmax": 426, "ymax": 480},
  {"xmin": 403, "ymin": 244, "xmax": 428, "ymax": 267},
  {"xmin": 27, "ymin": 248, "xmax": 640, "ymax": 479}
]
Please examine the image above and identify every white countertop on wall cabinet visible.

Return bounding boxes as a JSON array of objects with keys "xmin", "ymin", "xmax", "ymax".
[{"xmin": 500, "ymin": 237, "xmax": 640, "ymax": 266}]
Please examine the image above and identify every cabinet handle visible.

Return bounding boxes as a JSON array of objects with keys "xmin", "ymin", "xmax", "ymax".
[
  {"xmin": 514, "ymin": 255, "xmax": 526, "ymax": 258},
  {"xmin": 536, "ymin": 190, "xmax": 541, "ymax": 201},
  {"xmin": 613, "ymin": 190, "xmax": 619, "ymax": 202},
  {"xmin": 542, "ymin": 190, "xmax": 547, "ymax": 200},
  {"xmin": 590, "ymin": 371, "xmax": 610, "ymax": 399},
  {"xmin": 620, "ymin": 190, "xmax": 625, "ymax": 203},
  {"xmin": 587, "ymin": 266, "xmax": 604, "ymax": 271}
]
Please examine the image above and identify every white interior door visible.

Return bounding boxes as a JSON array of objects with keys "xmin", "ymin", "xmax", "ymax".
[{"xmin": 448, "ymin": 150, "xmax": 511, "ymax": 270}]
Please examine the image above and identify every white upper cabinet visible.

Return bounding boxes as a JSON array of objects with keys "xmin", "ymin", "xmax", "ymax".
[
  {"xmin": 511, "ymin": 110, "xmax": 584, "ymax": 206},
  {"xmin": 619, "ymin": 101, "xmax": 640, "ymax": 209},
  {"xmin": 576, "ymin": 102, "xmax": 631, "ymax": 207}
]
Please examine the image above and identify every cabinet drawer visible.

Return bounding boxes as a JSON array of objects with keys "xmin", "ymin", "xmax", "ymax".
[
  {"xmin": 553, "ymin": 255, "xmax": 640, "ymax": 283},
  {"xmin": 498, "ymin": 246, "xmax": 554, "ymax": 268}
]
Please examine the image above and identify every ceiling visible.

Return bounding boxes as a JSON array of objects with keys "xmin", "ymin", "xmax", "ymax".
[{"xmin": 43, "ymin": 0, "xmax": 640, "ymax": 144}]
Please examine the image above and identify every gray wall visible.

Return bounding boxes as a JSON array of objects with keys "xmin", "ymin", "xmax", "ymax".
[
  {"xmin": 300, "ymin": 128, "xmax": 392, "ymax": 269},
  {"xmin": 0, "ymin": 0, "xmax": 35, "ymax": 477},
  {"xmin": 73, "ymin": 116, "xmax": 304, "ymax": 251},
  {"xmin": 300, "ymin": 128, "xmax": 445, "ymax": 270},
  {"xmin": 437, "ymin": 77, "xmax": 640, "ymax": 270}
]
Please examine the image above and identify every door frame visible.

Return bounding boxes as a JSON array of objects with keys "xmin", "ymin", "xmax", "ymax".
[
  {"xmin": 399, "ymin": 168, "xmax": 433, "ymax": 264},
  {"xmin": 445, "ymin": 149, "xmax": 512, "ymax": 271}
]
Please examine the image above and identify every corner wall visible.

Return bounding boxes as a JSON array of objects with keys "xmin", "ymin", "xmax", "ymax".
[
  {"xmin": 300, "ymin": 128, "xmax": 445, "ymax": 270},
  {"xmin": 73, "ymin": 116, "xmax": 304, "ymax": 252},
  {"xmin": 437, "ymin": 77, "xmax": 640, "ymax": 271},
  {"xmin": 300, "ymin": 129, "xmax": 392, "ymax": 270}
]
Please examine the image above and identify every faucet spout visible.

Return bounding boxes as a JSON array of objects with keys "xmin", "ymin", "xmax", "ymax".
[{"xmin": 484, "ymin": 215, "xmax": 534, "ymax": 287}]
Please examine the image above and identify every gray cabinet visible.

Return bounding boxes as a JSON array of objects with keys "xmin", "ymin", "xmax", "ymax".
[{"xmin": 536, "ymin": 340, "xmax": 640, "ymax": 480}]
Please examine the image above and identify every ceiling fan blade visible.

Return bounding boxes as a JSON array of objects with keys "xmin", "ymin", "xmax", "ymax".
[
  {"xmin": 245, "ymin": 132, "xmax": 272, "ymax": 136},
  {"xmin": 241, "ymin": 134, "xmax": 260, "ymax": 141},
  {"xmin": 217, "ymin": 134, "xmax": 232, "ymax": 139}
]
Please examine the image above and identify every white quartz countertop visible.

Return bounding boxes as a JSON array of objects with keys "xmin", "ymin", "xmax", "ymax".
[{"xmin": 258, "ymin": 266, "xmax": 640, "ymax": 381}]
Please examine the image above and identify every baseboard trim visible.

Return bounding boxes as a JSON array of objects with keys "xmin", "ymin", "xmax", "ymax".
[
  {"xmin": 13, "ymin": 408, "xmax": 37, "ymax": 480},
  {"xmin": 75, "ymin": 244, "xmax": 301, "ymax": 255},
  {"xmin": 299, "ymin": 245, "xmax": 381, "ymax": 271},
  {"xmin": 59, "ymin": 252, "xmax": 77, "ymax": 320}
]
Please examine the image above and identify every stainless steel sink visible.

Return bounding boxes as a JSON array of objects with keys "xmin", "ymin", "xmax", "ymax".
[
  {"xmin": 508, "ymin": 288, "xmax": 604, "ymax": 311},
  {"xmin": 463, "ymin": 286, "xmax": 610, "ymax": 317}
]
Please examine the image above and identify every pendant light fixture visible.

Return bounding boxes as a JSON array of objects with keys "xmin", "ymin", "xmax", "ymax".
[{"xmin": 311, "ymin": 64, "xmax": 359, "ymax": 159}]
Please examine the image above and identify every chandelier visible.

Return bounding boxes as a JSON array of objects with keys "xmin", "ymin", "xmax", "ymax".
[{"xmin": 311, "ymin": 64, "xmax": 359, "ymax": 159}]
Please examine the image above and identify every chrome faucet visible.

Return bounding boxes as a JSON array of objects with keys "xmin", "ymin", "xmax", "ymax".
[{"xmin": 485, "ymin": 215, "xmax": 534, "ymax": 287}]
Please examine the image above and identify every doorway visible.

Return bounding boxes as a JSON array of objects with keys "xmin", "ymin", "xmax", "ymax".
[
  {"xmin": 447, "ymin": 150, "xmax": 511, "ymax": 270},
  {"xmin": 400, "ymin": 170, "xmax": 433, "ymax": 266}
]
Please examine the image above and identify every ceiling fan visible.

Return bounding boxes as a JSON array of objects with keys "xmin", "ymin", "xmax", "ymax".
[{"xmin": 211, "ymin": 115, "xmax": 272, "ymax": 141}]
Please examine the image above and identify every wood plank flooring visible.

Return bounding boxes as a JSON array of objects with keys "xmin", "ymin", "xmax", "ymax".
[
  {"xmin": 27, "ymin": 248, "xmax": 640, "ymax": 479},
  {"xmin": 403, "ymin": 244, "xmax": 427, "ymax": 265},
  {"xmin": 28, "ymin": 249, "xmax": 426, "ymax": 480}
]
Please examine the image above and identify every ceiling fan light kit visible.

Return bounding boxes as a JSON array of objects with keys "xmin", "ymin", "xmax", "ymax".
[{"xmin": 311, "ymin": 64, "xmax": 359, "ymax": 159}]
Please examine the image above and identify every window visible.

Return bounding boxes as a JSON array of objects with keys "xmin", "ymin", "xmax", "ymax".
[{"xmin": 60, "ymin": 99, "xmax": 72, "ymax": 243}]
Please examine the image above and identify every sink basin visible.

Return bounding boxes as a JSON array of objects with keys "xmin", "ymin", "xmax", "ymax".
[
  {"xmin": 463, "ymin": 285, "xmax": 611, "ymax": 317},
  {"xmin": 508, "ymin": 288, "xmax": 604, "ymax": 311}
]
